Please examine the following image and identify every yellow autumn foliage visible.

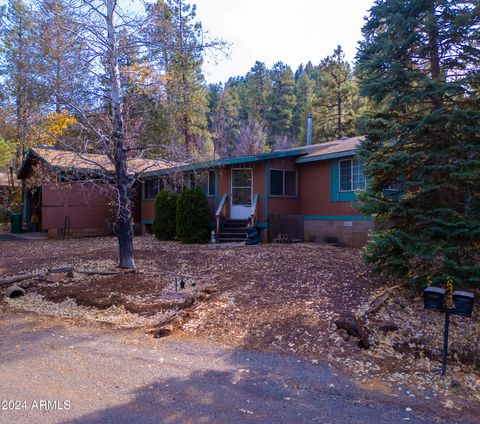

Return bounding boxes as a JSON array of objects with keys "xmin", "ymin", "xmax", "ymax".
[{"xmin": 29, "ymin": 111, "xmax": 77, "ymax": 147}]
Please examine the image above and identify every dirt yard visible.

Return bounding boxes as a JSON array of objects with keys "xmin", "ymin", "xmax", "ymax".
[{"xmin": 1, "ymin": 235, "xmax": 479, "ymax": 411}]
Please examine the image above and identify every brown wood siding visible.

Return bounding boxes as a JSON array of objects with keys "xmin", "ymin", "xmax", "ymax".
[
  {"xmin": 42, "ymin": 182, "xmax": 113, "ymax": 231},
  {"xmin": 299, "ymin": 161, "xmax": 363, "ymax": 216}
]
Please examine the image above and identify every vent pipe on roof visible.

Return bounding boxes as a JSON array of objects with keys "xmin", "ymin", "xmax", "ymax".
[{"xmin": 306, "ymin": 113, "xmax": 312, "ymax": 145}]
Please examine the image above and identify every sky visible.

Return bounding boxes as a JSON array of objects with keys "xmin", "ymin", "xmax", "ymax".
[{"xmin": 194, "ymin": 0, "xmax": 376, "ymax": 84}]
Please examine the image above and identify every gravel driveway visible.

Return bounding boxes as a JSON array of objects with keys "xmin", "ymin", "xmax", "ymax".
[{"xmin": 0, "ymin": 307, "xmax": 476, "ymax": 424}]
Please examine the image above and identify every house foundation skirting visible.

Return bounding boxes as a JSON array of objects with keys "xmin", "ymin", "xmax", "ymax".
[{"xmin": 303, "ymin": 218, "xmax": 373, "ymax": 247}]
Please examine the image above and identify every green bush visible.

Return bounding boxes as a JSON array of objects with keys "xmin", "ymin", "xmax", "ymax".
[
  {"xmin": 176, "ymin": 187, "xmax": 209, "ymax": 243},
  {"xmin": 152, "ymin": 190, "xmax": 178, "ymax": 240}
]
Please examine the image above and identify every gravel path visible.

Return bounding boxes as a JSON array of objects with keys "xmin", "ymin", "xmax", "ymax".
[{"xmin": 0, "ymin": 307, "xmax": 476, "ymax": 424}]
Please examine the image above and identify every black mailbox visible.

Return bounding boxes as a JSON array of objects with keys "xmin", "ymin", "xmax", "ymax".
[
  {"xmin": 452, "ymin": 291, "xmax": 475, "ymax": 317},
  {"xmin": 424, "ymin": 287, "xmax": 446, "ymax": 312}
]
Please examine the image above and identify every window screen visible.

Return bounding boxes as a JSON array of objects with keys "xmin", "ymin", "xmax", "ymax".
[
  {"xmin": 270, "ymin": 170, "xmax": 284, "ymax": 196},
  {"xmin": 208, "ymin": 171, "xmax": 215, "ymax": 196},
  {"xmin": 339, "ymin": 159, "xmax": 366, "ymax": 191},
  {"xmin": 144, "ymin": 179, "xmax": 159, "ymax": 200},
  {"xmin": 269, "ymin": 169, "xmax": 297, "ymax": 196},
  {"xmin": 340, "ymin": 160, "xmax": 352, "ymax": 191},
  {"xmin": 284, "ymin": 171, "xmax": 297, "ymax": 196}
]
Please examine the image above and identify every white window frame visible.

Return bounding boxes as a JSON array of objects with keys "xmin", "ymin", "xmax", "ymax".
[
  {"xmin": 339, "ymin": 159, "xmax": 366, "ymax": 192},
  {"xmin": 269, "ymin": 168, "xmax": 298, "ymax": 197},
  {"xmin": 231, "ymin": 168, "xmax": 253, "ymax": 206}
]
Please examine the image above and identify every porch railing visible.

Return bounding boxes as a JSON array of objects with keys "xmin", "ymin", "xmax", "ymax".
[
  {"xmin": 215, "ymin": 194, "xmax": 228, "ymax": 235},
  {"xmin": 249, "ymin": 193, "xmax": 259, "ymax": 228}
]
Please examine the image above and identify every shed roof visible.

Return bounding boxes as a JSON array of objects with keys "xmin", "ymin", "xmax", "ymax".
[{"xmin": 18, "ymin": 147, "xmax": 176, "ymax": 179}]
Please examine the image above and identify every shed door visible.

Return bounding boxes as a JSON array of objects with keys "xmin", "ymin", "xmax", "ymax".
[{"xmin": 230, "ymin": 169, "xmax": 252, "ymax": 220}]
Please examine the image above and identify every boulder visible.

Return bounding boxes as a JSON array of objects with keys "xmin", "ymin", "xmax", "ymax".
[
  {"xmin": 335, "ymin": 313, "xmax": 360, "ymax": 337},
  {"xmin": 337, "ymin": 329, "xmax": 350, "ymax": 341},
  {"xmin": 153, "ymin": 324, "xmax": 174, "ymax": 338}
]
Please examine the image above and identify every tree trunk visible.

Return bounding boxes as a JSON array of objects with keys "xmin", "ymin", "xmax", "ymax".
[
  {"xmin": 337, "ymin": 91, "xmax": 342, "ymax": 138},
  {"xmin": 106, "ymin": 0, "xmax": 135, "ymax": 269}
]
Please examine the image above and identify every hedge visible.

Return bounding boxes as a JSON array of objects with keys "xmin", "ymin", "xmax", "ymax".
[
  {"xmin": 152, "ymin": 190, "xmax": 178, "ymax": 240},
  {"xmin": 176, "ymin": 187, "xmax": 209, "ymax": 243}
]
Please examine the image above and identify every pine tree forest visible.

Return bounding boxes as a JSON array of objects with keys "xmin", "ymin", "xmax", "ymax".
[{"xmin": 0, "ymin": 0, "xmax": 364, "ymax": 167}]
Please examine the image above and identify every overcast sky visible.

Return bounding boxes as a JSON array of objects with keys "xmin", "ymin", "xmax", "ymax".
[{"xmin": 195, "ymin": 0, "xmax": 376, "ymax": 83}]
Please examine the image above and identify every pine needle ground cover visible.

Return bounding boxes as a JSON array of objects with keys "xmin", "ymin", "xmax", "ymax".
[{"xmin": 1, "ymin": 236, "xmax": 480, "ymax": 411}]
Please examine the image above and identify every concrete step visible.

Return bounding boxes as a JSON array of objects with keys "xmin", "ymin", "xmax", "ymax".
[
  {"xmin": 218, "ymin": 237, "xmax": 247, "ymax": 243},
  {"xmin": 219, "ymin": 232, "xmax": 248, "ymax": 239}
]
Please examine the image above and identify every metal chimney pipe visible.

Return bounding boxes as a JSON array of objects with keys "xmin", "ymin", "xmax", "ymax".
[{"xmin": 306, "ymin": 113, "xmax": 312, "ymax": 145}]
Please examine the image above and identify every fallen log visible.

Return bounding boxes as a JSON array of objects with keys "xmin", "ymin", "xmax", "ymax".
[
  {"xmin": 48, "ymin": 266, "xmax": 74, "ymax": 274},
  {"xmin": 364, "ymin": 282, "xmax": 408, "ymax": 316},
  {"xmin": 0, "ymin": 273, "xmax": 44, "ymax": 286},
  {"xmin": 76, "ymin": 269, "xmax": 123, "ymax": 276}
]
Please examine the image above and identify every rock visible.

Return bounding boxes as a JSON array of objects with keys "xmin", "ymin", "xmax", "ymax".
[
  {"xmin": 5, "ymin": 285, "xmax": 26, "ymax": 298},
  {"xmin": 45, "ymin": 272, "xmax": 67, "ymax": 283},
  {"xmin": 378, "ymin": 320, "xmax": 399, "ymax": 332},
  {"xmin": 153, "ymin": 324, "xmax": 174, "ymax": 338},
  {"xmin": 358, "ymin": 333, "xmax": 371, "ymax": 349},
  {"xmin": 337, "ymin": 329, "xmax": 350, "ymax": 341},
  {"xmin": 450, "ymin": 379, "xmax": 461, "ymax": 389},
  {"xmin": 203, "ymin": 287, "xmax": 217, "ymax": 294},
  {"xmin": 335, "ymin": 313, "xmax": 360, "ymax": 337}
]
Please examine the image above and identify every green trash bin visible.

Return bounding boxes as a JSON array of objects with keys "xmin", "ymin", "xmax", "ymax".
[{"xmin": 10, "ymin": 213, "xmax": 22, "ymax": 234}]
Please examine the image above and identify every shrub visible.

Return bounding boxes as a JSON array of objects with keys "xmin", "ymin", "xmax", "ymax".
[
  {"xmin": 152, "ymin": 190, "xmax": 178, "ymax": 240},
  {"xmin": 176, "ymin": 187, "xmax": 209, "ymax": 243}
]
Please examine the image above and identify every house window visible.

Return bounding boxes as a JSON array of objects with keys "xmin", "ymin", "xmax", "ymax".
[
  {"xmin": 144, "ymin": 178, "xmax": 164, "ymax": 200},
  {"xmin": 385, "ymin": 180, "xmax": 402, "ymax": 191},
  {"xmin": 269, "ymin": 169, "xmax": 297, "ymax": 197},
  {"xmin": 195, "ymin": 171, "xmax": 216, "ymax": 196},
  {"xmin": 339, "ymin": 159, "xmax": 365, "ymax": 191}
]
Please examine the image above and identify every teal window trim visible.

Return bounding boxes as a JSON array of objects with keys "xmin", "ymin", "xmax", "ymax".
[
  {"xmin": 265, "ymin": 160, "xmax": 269, "ymax": 223},
  {"xmin": 330, "ymin": 159, "xmax": 365, "ymax": 202}
]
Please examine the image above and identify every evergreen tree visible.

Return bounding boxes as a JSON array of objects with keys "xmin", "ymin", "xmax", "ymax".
[
  {"xmin": 293, "ymin": 71, "xmax": 314, "ymax": 144},
  {"xmin": 244, "ymin": 61, "xmax": 271, "ymax": 124},
  {"xmin": 0, "ymin": 0, "xmax": 41, "ymax": 158},
  {"xmin": 266, "ymin": 61, "xmax": 296, "ymax": 148},
  {"xmin": 209, "ymin": 82, "xmax": 241, "ymax": 157},
  {"xmin": 356, "ymin": 0, "xmax": 480, "ymax": 286},
  {"xmin": 36, "ymin": 0, "xmax": 91, "ymax": 113},
  {"xmin": 313, "ymin": 46, "xmax": 360, "ymax": 141},
  {"xmin": 147, "ymin": 0, "xmax": 213, "ymax": 159}
]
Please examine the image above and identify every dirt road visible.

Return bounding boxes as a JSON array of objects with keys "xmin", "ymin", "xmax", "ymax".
[{"xmin": 0, "ymin": 307, "xmax": 476, "ymax": 424}]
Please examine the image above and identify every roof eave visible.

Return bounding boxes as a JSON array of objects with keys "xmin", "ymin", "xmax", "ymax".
[
  {"xmin": 141, "ymin": 148, "xmax": 309, "ymax": 178},
  {"xmin": 295, "ymin": 150, "xmax": 357, "ymax": 164}
]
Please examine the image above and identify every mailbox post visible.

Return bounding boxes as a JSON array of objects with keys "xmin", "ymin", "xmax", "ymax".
[{"xmin": 423, "ymin": 287, "xmax": 475, "ymax": 376}]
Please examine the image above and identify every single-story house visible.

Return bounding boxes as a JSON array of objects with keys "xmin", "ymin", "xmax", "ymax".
[
  {"xmin": 141, "ymin": 135, "xmax": 373, "ymax": 247},
  {"xmin": 18, "ymin": 135, "xmax": 376, "ymax": 246}
]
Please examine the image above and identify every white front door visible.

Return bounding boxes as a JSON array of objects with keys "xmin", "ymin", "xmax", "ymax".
[{"xmin": 230, "ymin": 169, "xmax": 253, "ymax": 220}]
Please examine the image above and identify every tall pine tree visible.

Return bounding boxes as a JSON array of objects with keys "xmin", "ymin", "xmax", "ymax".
[{"xmin": 356, "ymin": 0, "xmax": 480, "ymax": 286}]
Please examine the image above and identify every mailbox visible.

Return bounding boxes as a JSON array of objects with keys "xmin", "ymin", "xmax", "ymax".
[
  {"xmin": 452, "ymin": 291, "xmax": 475, "ymax": 317},
  {"xmin": 424, "ymin": 287, "xmax": 446, "ymax": 312}
]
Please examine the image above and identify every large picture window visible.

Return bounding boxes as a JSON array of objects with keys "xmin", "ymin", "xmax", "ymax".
[
  {"xmin": 269, "ymin": 169, "xmax": 297, "ymax": 197},
  {"xmin": 339, "ymin": 159, "xmax": 366, "ymax": 191}
]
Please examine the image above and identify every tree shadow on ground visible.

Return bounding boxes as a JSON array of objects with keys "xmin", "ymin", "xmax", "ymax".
[{"xmin": 58, "ymin": 314, "xmax": 477, "ymax": 424}]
